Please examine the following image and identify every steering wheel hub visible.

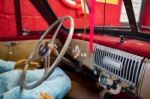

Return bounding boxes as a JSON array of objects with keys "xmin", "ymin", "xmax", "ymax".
[{"xmin": 38, "ymin": 42, "xmax": 51, "ymax": 57}]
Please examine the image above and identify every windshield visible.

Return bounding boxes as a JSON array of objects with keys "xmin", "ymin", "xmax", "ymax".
[
  {"xmin": 27, "ymin": 0, "xmax": 150, "ymax": 42},
  {"xmin": 46, "ymin": 0, "xmax": 149, "ymax": 34}
]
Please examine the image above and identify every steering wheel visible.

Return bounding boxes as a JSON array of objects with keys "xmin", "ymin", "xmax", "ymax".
[{"xmin": 20, "ymin": 16, "xmax": 74, "ymax": 90}]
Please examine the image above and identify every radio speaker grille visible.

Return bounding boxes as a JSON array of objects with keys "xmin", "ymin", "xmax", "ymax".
[{"xmin": 94, "ymin": 45, "xmax": 145, "ymax": 87}]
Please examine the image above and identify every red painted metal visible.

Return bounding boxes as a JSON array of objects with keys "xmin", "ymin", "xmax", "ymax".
[
  {"xmin": 0, "ymin": 15, "xmax": 17, "ymax": 38},
  {"xmin": 20, "ymin": 0, "xmax": 48, "ymax": 31},
  {"xmin": 0, "ymin": 0, "xmax": 48, "ymax": 38},
  {"xmin": 140, "ymin": 0, "xmax": 150, "ymax": 33},
  {"xmin": 0, "ymin": 0, "xmax": 17, "ymax": 38},
  {"xmin": 73, "ymin": 33, "xmax": 150, "ymax": 58},
  {"xmin": 47, "ymin": 0, "xmax": 122, "ymax": 28}
]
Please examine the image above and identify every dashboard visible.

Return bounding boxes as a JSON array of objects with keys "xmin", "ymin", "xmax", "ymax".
[
  {"xmin": 67, "ymin": 39, "xmax": 94, "ymax": 70},
  {"xmin": 67, "ymin": 39, "xmax": 150, "ymax": 99},
  {"xmin": 0, "ymin": 38, "xmax": 150, "ymax": 99}
]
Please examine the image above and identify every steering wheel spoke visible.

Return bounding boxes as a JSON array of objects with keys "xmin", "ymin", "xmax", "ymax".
[
  {"xmin": 43, "ymin": 55, "xmax": 51, "ymax": 72},
  {"xmin": 51, "ymin": 19, "xmax": 64, "ymax": 44},
  {"xmin": 30, "ymin": 54, "xmax": 42, "ymax": 62}
]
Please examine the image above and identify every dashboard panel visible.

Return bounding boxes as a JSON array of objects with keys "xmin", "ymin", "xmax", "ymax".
[
  {"xmin": 68, "ymin": 39, "xmax": 150, "ymax": 99},
  {"xmin": 0, "ymin": 39, "xmax": 61, "ymax": 61},
  {"xmin": 67, "ymin": 39, "xmax": 94, "ymax": 70}
]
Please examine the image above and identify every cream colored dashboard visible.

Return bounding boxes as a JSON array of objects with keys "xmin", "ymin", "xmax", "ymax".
[
  {"xmin": 1, "ymin": 39, "xmax": 150, "ymax": 98},
  {"xmin": 67, "ymin": 39, "xmax": 94, "ymax": 70},
  {"xmin": 0, "ymin": 39, "xmax": 61, "ymax": 61}
]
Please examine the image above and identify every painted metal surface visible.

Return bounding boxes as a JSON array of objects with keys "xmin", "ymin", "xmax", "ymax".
[{"xmin": 72, "ymin": 33, "xmax": 150, "ymax": 58}]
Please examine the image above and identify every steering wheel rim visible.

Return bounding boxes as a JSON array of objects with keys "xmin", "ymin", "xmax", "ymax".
[{"xmin": 20, "ymin": 16, "xmax": 74, "ymax": 90}]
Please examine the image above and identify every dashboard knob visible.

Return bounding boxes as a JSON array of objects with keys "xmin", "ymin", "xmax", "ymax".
[
  {"xmin": 111, "ymin": 84, "xmax": 117, "ymax": 90},
  {"xmin": 106, "ymin": 85, "xmax": 111, "ymax": 90}
]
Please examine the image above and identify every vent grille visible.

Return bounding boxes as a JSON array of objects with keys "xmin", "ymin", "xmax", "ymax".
[{"xmin": 94, "ymin": 45, "xmax": 145, "ymax": 87}]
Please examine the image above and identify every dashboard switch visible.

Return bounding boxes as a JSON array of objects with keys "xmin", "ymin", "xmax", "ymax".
[{"xmin": 72, "ymin": 44, "xmax": 80, "ymax": 59}]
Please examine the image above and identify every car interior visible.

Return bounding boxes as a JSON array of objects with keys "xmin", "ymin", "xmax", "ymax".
[{"xmin": 0, "ymin": 0, "xmax": 150, "ymax": 99}]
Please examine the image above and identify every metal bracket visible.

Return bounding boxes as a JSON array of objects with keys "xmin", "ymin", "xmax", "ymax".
[{"xmin": 4, "ymin": 41, "xmax": 18, "ymax": 54}]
